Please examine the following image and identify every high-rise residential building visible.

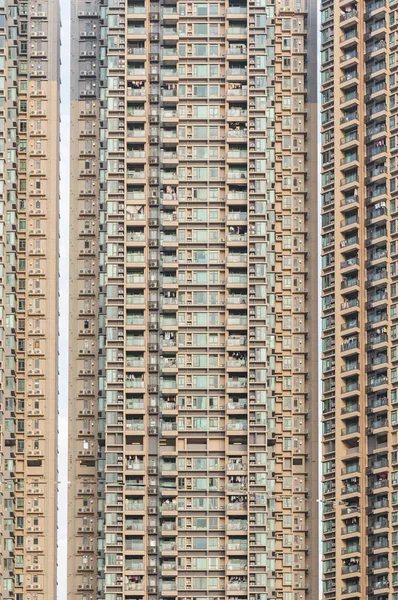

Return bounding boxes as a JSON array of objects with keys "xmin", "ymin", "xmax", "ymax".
[
  {"xmin": 321, "ymin": 0, "xmax": 397, "ymax": 598},
  {"xmin": 68, "ymin": 0, "xmax": 318, "ymax": 598},
  {"xmin": 0, "ymin": 0, "xmax": 59, "ymax": 598}
]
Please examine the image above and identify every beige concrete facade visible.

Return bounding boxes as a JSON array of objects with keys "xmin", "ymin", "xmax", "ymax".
[
  {"xmin": 68, "ymin": 0, "xmax": 318, "ymax": 598},
  {"xmin": 0, "ymin": 0, "xmax": 60, "ymax": 598},
  {"xmin": 321, "ymin": 0, "xmax": 397, "ymax": 598}
]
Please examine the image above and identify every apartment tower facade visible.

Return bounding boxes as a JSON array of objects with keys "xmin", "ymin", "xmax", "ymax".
[
  {"xmin": 69, "ymin": 0, "xmax": 318, "ymax": 599},
  {"xmin": 0, "ymin": 0, "xmax": 59, "ymax": 598},
  {"xmin": 321, "ymin": 0, "xmax": 398, "ymax": 598}
]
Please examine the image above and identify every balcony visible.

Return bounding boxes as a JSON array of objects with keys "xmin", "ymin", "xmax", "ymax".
[
  {"xmin": 370, "ymin": 497, "xmax": 388, "ymax": 510},
  {"xmin": 227, "ymin": 399, "xmax": 247, "ymax": 411},
  {"xmin": 125, "ymin": 582, "xmax": 144, "ymax": 591},
  {"xmin": 341, "ymin": 504, "xmax": 360, "ymax": 516},
  {"xmin": 367, "ymin": 142, "xmax": 387, "ymax": 159},
  {"xmin": 367, "ymin": 227, "xmax": 387, "ymax": 242},
  {"xmin": 228, "ymin": 253, "xmax": 247, "ymax": 265},
  {"xmin": 341, "ymin": 583, "xmax": 360, "ymax": 595},
  {"xmin": 125, "ymin": 520, "xmax": 144, "ymax": 531},
  {"xmin": 367, "ymin": 103, "xmax": 387, "ymax": 118},
  {"xmin": 227, "ymin": 560, "xmax": 248, "ymax": 571},
  {"xmin": 227, "ymin": 420, "xmax": 247, "ymax": 431},
  {"xmin": 227, "ymin": 67, "xmax": 247, "ymax": 77},
  {"xmin": 340, "ymin": 9, "xmax": 357, "ymax": 22},
  {"xmin": 341, "ymin": 523, "xmax": 360, "ymax": 536},
  {"xmin": 367, "ymin": 269, "xmax": 387, "ymax": 284},
  {"xmin": 369, "ymin": 511, "xmax": 389, "ymax": 528},
  {"xmin": 341, "ymin": 361, "xmax": 359, "ymax": 374},
  {"xmin": 342, "ymin": 483, "xmax": 360, "ymax": 495},
  {"xmin": 340, "ymin": 71, "xmax": 359, "ymax": 85},
  {"xmin": 369, "ymin": 537, "xmax": 388, "ymax": 551},
  {"xmin": 227, "ymin": 191, "xmax": 247, "ymax": 201},
  {"xmin": 342, "ymin": 543, "xmax": 360, "ymax": 555},
  {"xmin": 366, "ymin": 39, "xmax": 386, "ymax": 54},
  {"xmin": 161, "ymin": 502, "xmax": 178, "ymax": 512},
  {"xmin": 125, "ymin": 501, "xmax": 144, "ymax": 511},
  {"xmin": 367, "ymin": 17, "xmax": 387, "ymax": 35},
  {"xmin": 366, "ymin": 0, "xmax": 386, "ymax": 12},
  {"xmin": 341, "ymin": 193, "xmax": 359, "ymax": 209},
  {"xmin": 367, "ymin": 352, "xmax": 387, "ymax": 368},
  {"xmin": 227, "ymin": 26, "xmax": 247, "ymax": 35},
  {"xmin": 366, "ymin": 82, "xmax": 386, "ymax": 99},
  {"xmin": 227, "ymin": 84, "xmax": 247, "ymax": 98},
  {"xmin": 161, "ymin": 542, "xmax": 177, "ymax": 552},
  {"xmin": 227, "ymin": 295, "xmax": 247, "ymax": 306},
  {"xmin": 367, "ymin": 417, "xmax": 388, "ymax": 432},
  {"xmin": 341, "ymin": 402, "xmax": 359, "ymax": 415},
  {"xmin": 367, "ymin": 374, "xmax": 388, "ymax": 388},
  {"xmin": 341, "ymin": 29, "xmax": 358, "ymax": 44},
  {"xmin": 366, "ymin": 167, "xmax": 387, "ymax": 183},
  {"xmin": 341, "ymin": 50, "xmax": 358, "ymax": 63},
  {"xmin": 341, "ymin": 256, "xmax": 359, "ymax": 270},
  {"xmin": 127, "ymin": 4, "xmax": 146, "ymax": 13},
  {"xmin": 342, "ymin": 563, "xmax": 360, "ymax": 575},
  {"xmin": 341, "ymin": 318, "xmax": 359, "ymax": 332},
  {"xmin": 341, "ymin": 424, "xmax": 360, "ymax": 437},
  {"xmin": 227, "ymin": 129, "xmax": 247, "ymax": 140},
  {"xmin": 125, "ymin": 541, "xmax": 145, "ymax": 552},
  {"xmin": 227, "ymin": 581, "xmax": 247, "ymax": 591},
  {"xmin": 127, "ymin": 86, "xmax": 146, "ymax": 97},
  {"xmin": 368, "ymin": 578, "xmax": 389, "ymax": 592},
  {"xmin": 366, "ymin": 60, "xmax": 386, "ymax": 76},
  {"xmin": 341, "ymin": 111, "xmax": 358, "ymax": 125},
  {"xmin": 341, "ymin": 130, "xmax": 359, "ymax": 146},
  {"xmin": 227, "ymin": 275, "xmax": 247, "ymax": 285},
  {"xmin": 367, "ymin": 394, "xmax": 388, "ymax": 410}
]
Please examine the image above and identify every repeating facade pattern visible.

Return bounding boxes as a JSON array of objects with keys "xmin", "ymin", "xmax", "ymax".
[
  {"xmin": 0, "ymin": 0, "xmax": 59, "ymax": 598},
  {"xmin": 321, "ymin": 0, "xmax": 398, "ymax": 598},
  {"xmin": 69, "ymin": 0, "xmax": 318, "ymax": 599}
]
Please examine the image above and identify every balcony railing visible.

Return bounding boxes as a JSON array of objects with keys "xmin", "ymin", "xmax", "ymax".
[{"xmin": 340, "ymin": 9, "xmax": 357, "ymax": 21}]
